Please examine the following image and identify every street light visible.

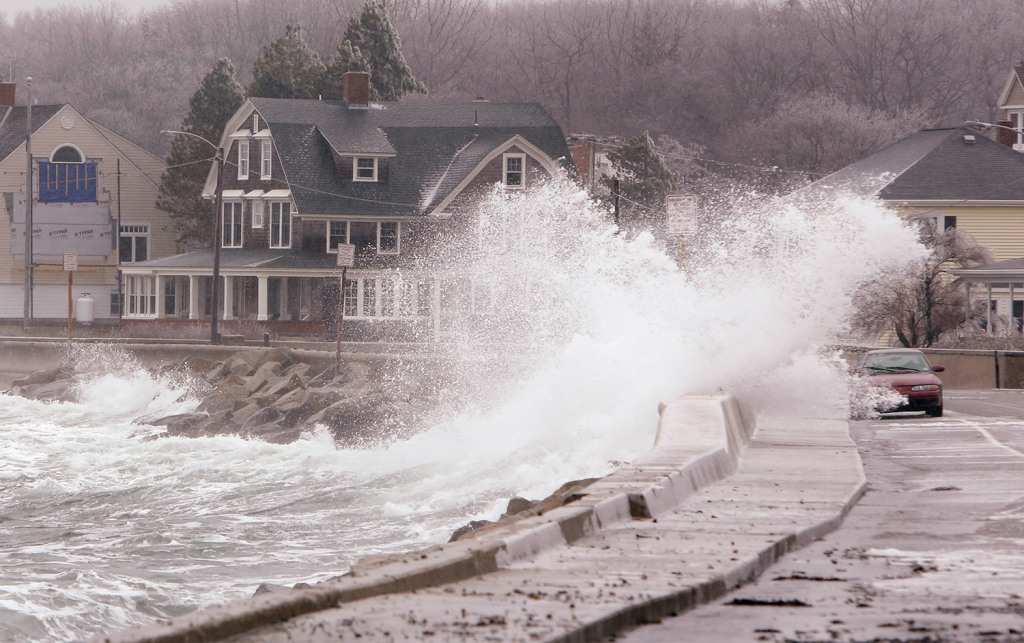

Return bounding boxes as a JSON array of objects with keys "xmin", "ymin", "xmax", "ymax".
[{"xmin": 161, "ymin": 130, "xmax": 224, "ymax": 345}]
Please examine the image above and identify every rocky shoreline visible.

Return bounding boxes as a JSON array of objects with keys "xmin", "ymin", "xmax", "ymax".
[{"xmin": 5, "ymin": 347, "xmax": 448, "ymax": 447}]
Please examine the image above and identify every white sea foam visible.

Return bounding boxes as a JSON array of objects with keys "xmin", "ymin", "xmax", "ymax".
[{"xmin": 0, "ymin": 177, "xmax": 926, "ymax": 641}]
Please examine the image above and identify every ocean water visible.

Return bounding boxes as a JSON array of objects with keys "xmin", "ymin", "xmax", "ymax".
[{"xmin": 0, "ymin": 178, "xmax": 926, "ymax": 641}]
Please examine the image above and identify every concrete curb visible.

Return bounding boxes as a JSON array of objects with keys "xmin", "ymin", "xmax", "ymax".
[{"xmin": 96, "ymin": 394, "xmax": 760, "ymax": 643}]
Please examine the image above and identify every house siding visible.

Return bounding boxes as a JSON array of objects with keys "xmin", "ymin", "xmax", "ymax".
[
  {"xmin": 1006, "ymin": 80, "xmax": 1024, "ymax": 108},
  {"xmin": 901, "ymin": 204, "xmax": 1024, "ymax": 262}
]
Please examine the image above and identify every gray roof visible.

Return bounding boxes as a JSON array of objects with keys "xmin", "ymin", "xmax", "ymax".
[
  {"xmin": 131, "ymin": 247, "xmax": 339, "ymax": 272},
  {"xmin": 793, "ymin": 127, "xmax": 1024, "ymax": 202},
  {"xmin": 0, "ymin": 105, "xmax": 64, "ymax": 162},
  {"xmin": 248, "ymin": 98, "xmax": 572, "ymax": 217}
]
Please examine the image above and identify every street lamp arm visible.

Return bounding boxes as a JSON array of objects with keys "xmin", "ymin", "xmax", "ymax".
[
  {"xmin": 965, "ymin": 120, "xmax": 1024, "ymax": 134},
  {"xmin": 160, "ymin": 129, "xmax": 219, "ymax": 150}
]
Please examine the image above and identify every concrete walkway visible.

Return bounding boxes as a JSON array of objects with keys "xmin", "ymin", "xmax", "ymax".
[{"xmin": 96, "ymin": 394, "xmax": 864, "ymax": 643}]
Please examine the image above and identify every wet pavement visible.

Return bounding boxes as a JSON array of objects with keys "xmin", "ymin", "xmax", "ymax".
[{"xmin": 618, "ymin": 395, "xmax": 1024, "ymax": 642}]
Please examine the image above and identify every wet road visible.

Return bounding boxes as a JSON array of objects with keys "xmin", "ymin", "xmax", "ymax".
[{"xmin": 617, "ymin": 390, "xmax": 1024, "ymax": 642}]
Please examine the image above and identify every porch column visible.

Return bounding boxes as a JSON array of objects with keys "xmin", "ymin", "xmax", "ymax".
[
  {"xmin": 279, "ymin": 277, "xmax": 290, "ymax": 320},
  {"xmin": 1011, "ymin": 282, "xmax": 1017, "ymax": 334},
  {"xmin": 964, "ymin": 282, "xmax": 971, "ymax": 327},
  {"xmin": 987, "ymin": 284, "xmax": 994, "ymax": 335},
  {"xmin": 155, "ymin": 275, "xmax": 165, "ymax": 318},
  {"xmin": 257, "ymin": 275, "xmax": 269, "ymax": 321},
  {"xmin": 223, "ymin": 276, "xmax": 234, "ymax": 320},
  {"xmin": 189, "ymin": 275, "xmax": 200, "ymax": 319}
]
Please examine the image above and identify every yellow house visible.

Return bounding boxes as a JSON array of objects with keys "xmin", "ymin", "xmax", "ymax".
[{"xmin": 0, "ymin": 83, "xmax": 169, "ymax": 323}]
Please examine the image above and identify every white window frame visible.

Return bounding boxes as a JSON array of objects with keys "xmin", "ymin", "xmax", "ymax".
[
  {"xmin": 119, "ymin": 223, "xmax": 149, "ymax": 263},
  {"xmin": 260, "ymin": 140, "xmax": 272, "ymax": 180},
  {"xmin": 503, "ymin": 153, "xmax": 525, "ymax": 188},
  {"xmin": 354, "ymin": 157, "xmax": 378, "ymax": 182},
  {"xmin": 124, "ymin": 275, "xmax": 158, "ymax": 318},
  {"xmin": 269, "ymin": 201, "xmax": 292, "ymax": 248},
  {"xmin": 252, "ymin": 200, "xmax": 264, "ymax": 228},
  {"xmin": 327, "ymin": 220, "xmax": 348, "ymax": 252},
  {"xmin": 222, "ymin": 201, "xmax": 243, "ymax": 248},
  {"xmin": 378, "ymin": 221, "xmax": 400, "ymax": 254},
  {"xmin": 237, "ymin": 140, "xmax": 249, "ymax": 179},
  {"xmin": 1009, "ymin": 111, "xmax": 1024, "ymax": 150}
]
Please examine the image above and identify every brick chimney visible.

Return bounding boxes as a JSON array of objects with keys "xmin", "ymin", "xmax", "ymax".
[
  {"xmin": 343, "ymin": 71, "xmax": 370, "ymax": 107},
  {"xmin": 997, "ymin": 120, "xmax": 1017, "ymax": 148},
  {"xmin": 0, "ymin": 83, "xmax": 15, "ymax": 107}
]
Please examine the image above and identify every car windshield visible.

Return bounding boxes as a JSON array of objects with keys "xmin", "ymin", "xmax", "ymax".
[{"xmin": 862, "ymin": 352, "xmax": 932, "ymax": 373}]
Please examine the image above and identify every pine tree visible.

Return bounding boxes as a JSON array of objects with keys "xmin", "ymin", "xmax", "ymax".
[
  {"xmin": 604, "ymin": 132, "xmax": 679, "ymax": 227},
  {"xmin": 326, "ymin": 1, "xmax": 426, "ymax": 102},
  {"xmin": 248, "ymin": 24, "xmax": 328, "ymax": 99},
  {"xmin": 157, "ymin": 59, "xmax": 245, "ymax": 247}
]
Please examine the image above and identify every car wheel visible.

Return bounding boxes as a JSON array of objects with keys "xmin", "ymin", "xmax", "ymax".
[{"xmin": 928, "ymin": 405, "xmax": 943, "ymax": 417}]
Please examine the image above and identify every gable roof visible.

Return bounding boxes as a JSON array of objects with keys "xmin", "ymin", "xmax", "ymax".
[
  {"xmin": 998, "ymin": 64, "xmax": 1024, "ymax": 108},
  {"xmin": 0, "ymin": 105, "xmax": 64, "ymax": 162},
  {"xmin": 793, "ymin": 127, "xmax": 1024, "ymax": 203},
  {"xmin": 229, "ymin": 98, "xmax": 571, "ymax": 217}
]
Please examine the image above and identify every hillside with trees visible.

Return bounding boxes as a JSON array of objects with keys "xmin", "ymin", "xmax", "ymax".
[{"xmin": 1, "ymin": 0, "xmax": 1019, "ymax": 180}]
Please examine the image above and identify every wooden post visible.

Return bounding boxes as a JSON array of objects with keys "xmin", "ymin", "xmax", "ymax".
[
  {"xmin": 67, "ymin": 271, "xmax": 73, "ymax": 345},
  {"xmin": 336, "ymin": 266, "xmax": 346, "ymax": 371}
]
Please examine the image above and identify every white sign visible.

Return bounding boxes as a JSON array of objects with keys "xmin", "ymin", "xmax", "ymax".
[
  {"xmin": 336, "ymin": 243, "xmax": 356, "ymax": 268},
  {"xmin": 63, "ymin": 251, "xmax": 78, "ymax": 272},
  {"xmin": 665, "ymin": 194, "xmax": 697, "ymax": 236}
]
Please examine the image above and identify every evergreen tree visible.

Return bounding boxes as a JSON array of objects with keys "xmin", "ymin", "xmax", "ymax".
[
  {"xmin": 157, "ymin": 58, "xmax": 245, "ymax": 247},
  {"xmin": 248, "ymin": 24, "xmax": 327, "ymax": 99},
  {"xmin": 604, "ymin": 132, "xmax": 679, "ymax": 228},
  {"xmin": 326, "ymin": 1, "xmax": 426, "ymax": 102}
]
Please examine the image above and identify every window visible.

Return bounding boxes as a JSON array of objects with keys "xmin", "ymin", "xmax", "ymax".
[
  {"xmin": 119, "ymin": 224, "xmax": 149, "ymax": 263},
  {"xmin": 362, "ymin": 278, "xmax": 376, "ymax": 316},
  {"xmin": 110, "ymin": 292, "xmax": 121, "ymax": 316},
  {"xmin": 1010, "ymin": 112, "xmax": 1024, "ymax": 149},
  {"xmin": 125, "ymin": 275, "xmax": 157, "ymax": 318},
  {"xmin": 237, "ymin": 140, "xmax": 249, "ymax": 179},
  {"xmin": 223, "ymin": 201, "xmax": 243, "ymax": 247},
  {"xmin": 503, "ymin": 153, "xmax": 525, "ymax": 188},
  {"xmin": 379, "ymin": 221, "xmax": 399, "ymax": 254},
  {"xmin": 343, "ymin": 277, "xmax": 358, "ymax": 317},
  {"xmin": 261, "ymin": 140, "xmax": 272, "ymax": 179},
  {"xmin": 354, "ymin": 157, "xmax": 377, "ymax": 182},
  {"xmin": 252, "ymin": 200, "xmax": 264, "ymax": 228},
  {"xmin": 328, "ymin": 220, "xmax": 348, "ymax": 251},
  {"xmin": 269, "ymin": 201, "xmax": 291, "ymax": 248}
]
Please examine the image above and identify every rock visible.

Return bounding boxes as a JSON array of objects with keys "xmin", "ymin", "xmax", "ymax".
[
  {"xmin": 244, "ymin": 361, "xmax": 283, "ymax": 396},
  {"xmin": 253, "ymin": 583, "xmax": 291, "ymax": 596},
  {"xmin": 19, "ymin": 379, "xmax": 75, "ymax": 402},
  {"xmin": 253, "ymin": 373, "xmax": 305, "ymax": 407},
  {"xmin": 12, "ymin": 366, "xmax": 68, "ymax": 388},
  {"xmin": 177, "ymin": 356, "xmax": 220, "ymax": 376},
  {"xmin": 241, "ymin": 407, "xmax": 282, "ymax": 431},
  {"xmin": 255, "ymin": 347, "xmax": 293, "ymax": 371},
  {"xmin": 281, "ymin": 390, "xmax": 335, "ymax": 428},
  {"xmin": 505, "ymin": 496, "xmax": 538, "ymax": 516},
  {"xmin": 448, "ymin": 520, "xmax": 494, "ymax": 543},
  {"xmin": 230, "ymin": 402, "xmax": 263, "ymax": 427}
]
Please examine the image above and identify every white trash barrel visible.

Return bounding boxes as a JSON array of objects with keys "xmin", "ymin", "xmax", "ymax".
[{"xmin": 75, "ymin": 293, "xmax": 94, "ymax": 325}]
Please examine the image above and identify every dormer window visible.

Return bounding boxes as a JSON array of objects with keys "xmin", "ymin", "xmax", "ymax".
[
  {"xmin": 503, "ymin": 153, "xmax": 525, "ymax": 188},
  {"xmin": 354, "ymin": 157, "xmax": 378, "ymax": 182}
]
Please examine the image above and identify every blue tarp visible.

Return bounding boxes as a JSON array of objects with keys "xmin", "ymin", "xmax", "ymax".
[{"xmin": 38, "ymin": 162, "xmax": 97, "ymax": 202}]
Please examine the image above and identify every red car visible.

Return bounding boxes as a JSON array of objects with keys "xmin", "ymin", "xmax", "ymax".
[{"xmin": 859, "ymin": 348, "xmax": 945, "ymax": 417}]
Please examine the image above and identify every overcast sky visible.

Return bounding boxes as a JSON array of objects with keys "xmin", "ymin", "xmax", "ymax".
[{"xmin": 0, "ymin": 0, "xmax": 167, "ymax": 19}]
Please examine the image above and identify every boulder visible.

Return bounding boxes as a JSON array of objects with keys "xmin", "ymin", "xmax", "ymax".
[
  {"xmin": 12, "ymin": 366, "xmax": 68, "ymax": 388},
  {"xmin": 244, "ymin": 361, "xmax": 283, "ymax": 396}
]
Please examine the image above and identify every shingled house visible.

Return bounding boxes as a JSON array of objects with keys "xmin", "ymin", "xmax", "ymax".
[
  {"xmin": 121, "ymin": 72, "xmax": 573, "ymax": 340},
  {"xmin": 0, "ymin": 82, "xmax": 169, "ymax": 323}
]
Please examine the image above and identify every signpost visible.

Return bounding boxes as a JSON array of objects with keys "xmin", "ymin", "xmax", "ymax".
[
  {"xmin": 335, "ymin": 244, "xmax": 356, "ymax": 370},
  {"xmin": 665, "ymin": 194, "xmax": 697, "ymax": 267},
  {"xmin": 63, "ymin": 251, "xmax": 77, "ymax": 345}
]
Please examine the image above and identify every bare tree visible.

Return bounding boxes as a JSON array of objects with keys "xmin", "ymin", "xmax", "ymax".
[{"xmin": 854, "ymin": 219, "xmax": 993, "ymax": 347}]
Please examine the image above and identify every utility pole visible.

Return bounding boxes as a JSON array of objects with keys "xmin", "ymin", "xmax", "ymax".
[
  {"xmin": 23, "ymin": 76, "xmax": 32, "ymax": 330},
  {"xmin": 211, "ymin": 147, "xmax": 224, "ymax": 345}
]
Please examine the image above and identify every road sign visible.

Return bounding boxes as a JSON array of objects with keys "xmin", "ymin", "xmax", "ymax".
[
  {"xmin": 63, "ymin": 251, "xmax": 78, "ymax": 271},
  {"xmin": 665, "ymin": 194, "xmax": 697, "ymax": 236},
  {"xmin": 336, "ymin": 244, "xmax": 355, "ymax": 268}
]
